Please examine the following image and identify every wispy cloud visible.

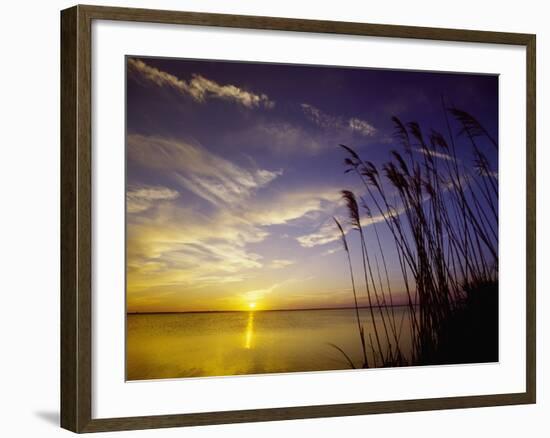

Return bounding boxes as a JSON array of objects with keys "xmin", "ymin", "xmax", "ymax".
[
  {"xmin": 301, "ymin": 103, "xmax": 377, "ymax": 137},
  {"xmin": 296, "ymin": 207, "xmax": 398, "ymax": 248},
  {"xmin": 269, "ymin": 259, "xmax": 295, "ymax": 269},
  {"xmin": 245, "ymin": 189, "xmax": 341, "ymax": 226},
  {"xmin": 321, "ymin": 247, "xmax": 342, "ymax": 256},
  {"xmin": 128, "ymin": 58, "xmax": 275, "ymax": 109},
  {"xmin": 125, "ymin": 148, "xmax": 345, "ymax": 308},
  {"xmin": 348, "ymin": 117, "xmax": 377, "ymax": 136},
  {"xmin": 296, "ymin": 220, "xmax": 341, "ymax": 248},
  {"xmin": 126, "ymin": 183, "xmax": 344, "ymax": 307},
  {"xmin": 295, "ymin": 181, "xmax": 452, "ymax": 250},
  {"xmin": 241, "ymin": 283, "xmax": 282, "ymax": 303},
  {"xmin": 126, "ymin": 204, "xmax": 269, "ymax": 296},
  {"xmin": 301, "ymin": 103, "xmax": 341, "ymax": 129},
  {"xmin": 126, "ymin": 184, "xmax": 179, "ymax": 213},
  {"xmin": 233, "ymin": 121, "xmax": 324, "ymax": 155},
  {"xmin": 127, "ymin": 134, "xmax": 282, "ymax": 207},
  {"xmin": 414, "ymin": 148, "xmax": 456, "ymax": 162},
  {"xmin": 232, "ymin": 114, "xmax": 377, "ymax": 157}
]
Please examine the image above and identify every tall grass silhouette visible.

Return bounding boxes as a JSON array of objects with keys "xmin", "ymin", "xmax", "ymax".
[{"xmin": 334, "ymin": 105, "xmax": 498, "ymax": 368}]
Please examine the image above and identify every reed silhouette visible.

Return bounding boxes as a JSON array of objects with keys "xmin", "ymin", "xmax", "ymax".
[{"xmin": 333, "ymin": 105, "xmax": 498, "ymax": 368}]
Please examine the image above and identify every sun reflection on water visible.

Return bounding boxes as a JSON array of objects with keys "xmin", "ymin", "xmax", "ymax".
[{"xmin": 244, "ymin": 311, "xmax": 255, "ymax": 349}]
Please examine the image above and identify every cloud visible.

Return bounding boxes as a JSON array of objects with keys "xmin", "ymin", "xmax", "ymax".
[
  {"xmin": 414, "ymin": 148, "xmax": 455, "ymax": 162},
  {"xmin": 126, "ymin": 203, "xmax": 270, "ymax": 295},
  {"xmin": 229, "ymin": 105, "xmax": 375, "ymax": 157},
  {"xmin": 241, "ymin": 283, "xmax": 282, "ymax": 302},
  {"xmin": 127, "ymin": 134, "xmax": 282, "ymax": 207},
  {"xmin": 296, "ymin": 207, "xmax": 398, "ymax": 248},
  {"xmin": 269, "ymin": 259, "xmax": 295, "ymax": 269},
  {"xmin": 231, "ymin": 115, "xmax": 376, "ymax": 157},
  {"xmin": 301, "ymin": 103, "xmax": 377, "ymax": 137},
  {"xmin": 301, "ymin": 103, "xmax": 341, "ymax": 129},
  {"xmin": 127, "ymin": 184, "xmax": 179, "ymax": 213},
  {"xmin": 128, "ymin": 58, "xmax": 275, "ymax": 109},
  {"xmin": 193, "ymin": 275, "xmax": 248, "ymax": 285},
  {"xmin": 246, "ymin": 189, "xmax": 341, "ymax": 226},
  {"xmin": 233, "ymin": 121, "xmax": 323, "ymax": 155},
  {"xmin": 296, "ymin": 220, "xmax": 342, "ymax": 248},
  {"xmin": 125, "ymin": 135, "xmax": 357, "ymax": 311},
  {"xmin": 295, "ymin": 180, "xmax": 454, "ymax": 250},
  {"xmin": 126, "ymin": 135, "xmax": 348, "ymax": 305},
  {"xmin": 126, "ymin": 184, "xmax": 344, "ymax": 307},
  {"xmin": 348, "ymin": 118, "xmax": 377, "ymax": 136},
  {"xmin": 321, "ymin": 247, "xmax": 342, "ymax": 256}
]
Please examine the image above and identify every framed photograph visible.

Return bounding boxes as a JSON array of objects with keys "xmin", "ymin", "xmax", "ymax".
[{"xmin": 60, "ymin": 4, "xmax": 536, "ymax": 433}]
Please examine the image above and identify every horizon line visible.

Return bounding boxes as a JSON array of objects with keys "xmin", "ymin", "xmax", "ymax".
[{"xmin": 127, "ymin": 303, "xmax": 416, "ymax": 315}]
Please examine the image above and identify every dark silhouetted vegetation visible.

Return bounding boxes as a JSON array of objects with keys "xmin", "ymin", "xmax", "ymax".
[{"xmin": 333, "ymin": 105, "xmax": 498, "ymax": 368}]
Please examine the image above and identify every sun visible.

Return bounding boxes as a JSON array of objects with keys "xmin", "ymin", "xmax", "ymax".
[{"xmin": 248, "ymin": 302, "xmax": 257, "ymax": 310}]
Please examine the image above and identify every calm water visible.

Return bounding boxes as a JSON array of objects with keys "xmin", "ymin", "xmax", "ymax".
[{"xmin": 126, "ymin": 308, "xmax": 413, "ymax": 380}]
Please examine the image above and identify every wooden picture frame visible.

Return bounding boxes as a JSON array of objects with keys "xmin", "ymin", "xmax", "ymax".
[{"xmin": 61, "ymin": 4, "xmax": 536, "ymax": 433}]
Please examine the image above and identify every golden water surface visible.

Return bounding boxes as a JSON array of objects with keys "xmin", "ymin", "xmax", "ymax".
[{"xmin": 126, "ymin": 308, "xmax": 412, "ymax": 380}]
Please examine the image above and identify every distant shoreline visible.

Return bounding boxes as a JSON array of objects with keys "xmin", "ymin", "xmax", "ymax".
[{"xmin": 127, "ymin": 304, "xmax": 416, "ymax": 315}]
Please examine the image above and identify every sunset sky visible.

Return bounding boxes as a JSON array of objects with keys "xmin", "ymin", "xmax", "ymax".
[{"xmin": 125, "ymin": 56, "xmax": 498, "ymax": 313}]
